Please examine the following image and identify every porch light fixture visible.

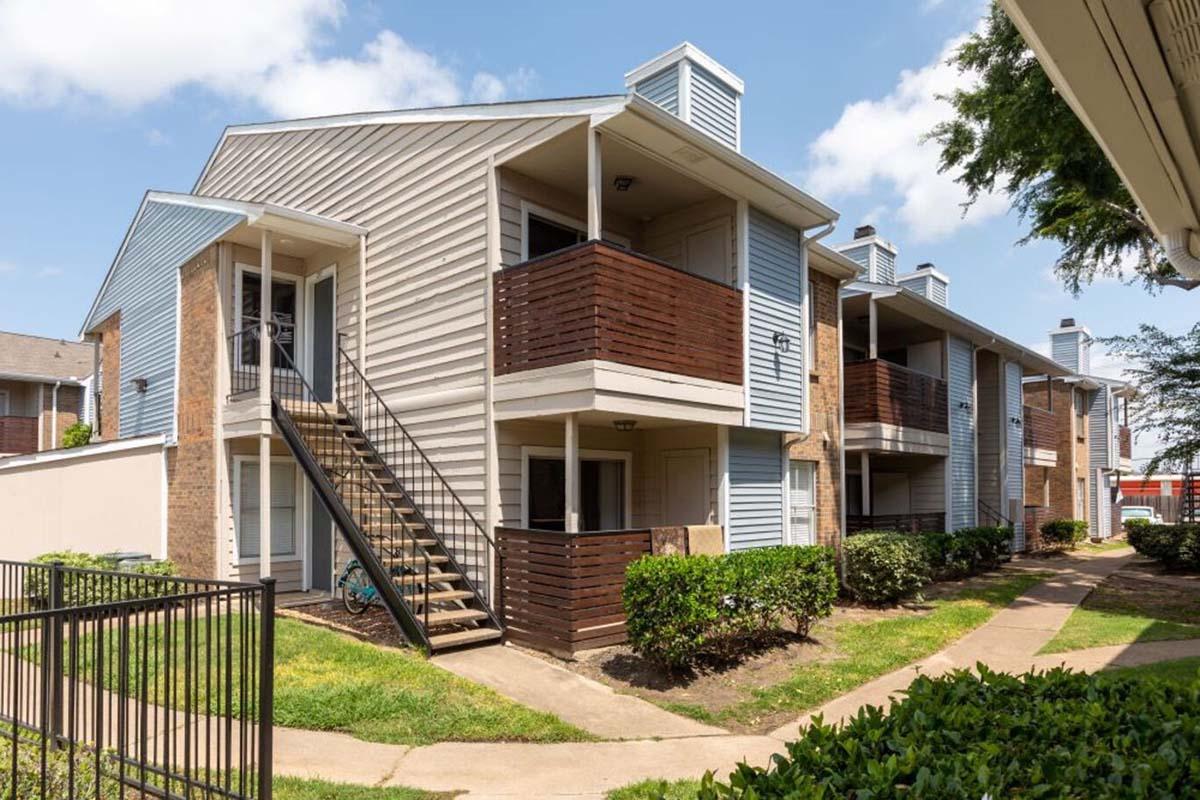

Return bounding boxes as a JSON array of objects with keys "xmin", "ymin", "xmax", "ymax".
[
  {"xmin": 773, "ymin": 331, "xmax": 791, "ymax": 353},
  {"xmin": 613, "ymin": 419, "xmax": 637, "ymax": 432},
  {"xmin": 130, "ymin": 377, "xmax": 149, "ymax": 394},
  {"xmin": 613, "ymin": 175, "xmax": 635, "ymax": 192}
]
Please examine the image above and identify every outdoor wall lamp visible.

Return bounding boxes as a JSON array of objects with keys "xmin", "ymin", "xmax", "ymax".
[
  {"xmin": 958, "ymin": 400, "xmax": 971, "ymax": 410},
  {"xmin": 613, "ymin": 175, "xmax": 635, "ymax": 191},
  {"xmin": 613, "ymin": 419, "xmax": 637, "ymax": 432},
  {"xmin": 131, "ymin": 377, "xmax": 149, "ymax": 394},
  {"xmin": 1011, "ymin": 416, "xmax": 1023, "ymax": 426},
  {"xmin": 773, "ymin": 331, "xmax": 791, "ymax": 353}
]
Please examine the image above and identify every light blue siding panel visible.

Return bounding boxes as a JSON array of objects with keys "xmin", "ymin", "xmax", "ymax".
[
  {"xmin": 728, "ymin": 427, "xmax": 783, "ymax": 551},
  {"xmin": 1005, "ymin": 360, "xmax": 1025, "ymax": 550},
  {"xmin": 634, "ymin": 67, "xmax": 679, "ymax": 115},
  {"xmin": 1087, "ymin": 386, "xmax": 1112, "ymax": 538},
  {"xmin": 89, "ymin": 201, "xmax": 243, "ymax": 438},
  {"xmin": 840, "ymin": 244, "xmax": 871, "ymax": 271},
  {"xmin": 875, "ymin": 248, "xmax": 896, "ymax": 285},
  {"xmin": 747, "ymin": 209, "xmax": 804, "ymax": 430},
  {"xmin": 930, "ymin": 278, "xmax": 948, "ymax": 307},
  {"xmin": 689, "ymin": 65, "xmax": 738, "ymax": 148},
  {"xmin": 897, "ymin": 275, "xmax": 927, "ymax": 298},
  {"xmin": 1050, "ymin": 333, "xmax": 1080, "ymax": 372},
  {"xmin": 948, "ymin": 336, "xmax": 976, "ymax": 530}
]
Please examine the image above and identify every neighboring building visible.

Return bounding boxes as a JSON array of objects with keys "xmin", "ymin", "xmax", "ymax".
[
  {"xmin": 0, "ymin": 331, "xmax": 94, "ymax": 455},
  {"xmin": 58, "ymin": 42, "xmax": 860, "ymax": 650},
  {"xmin": 1118, "ymin": 472, "xmax": 1200, "ymax": 524},
  {"xmin": 1025, "ymin": 319, "xmax": 1135, "ymax": 540},
  {"xmin": 834, "ymin": 226, "xmax": 1071, "ymax": 551}
]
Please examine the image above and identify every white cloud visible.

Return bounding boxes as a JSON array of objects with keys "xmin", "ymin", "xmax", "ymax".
[
  {"xmin": 36, "ymin": 266, "xmax": 64, "ymax": 278},
  {"xmin": 145, "ymin": 128, "xmax": 169, "ymax": 147},
  {"xmin": 805, "ymin": 28, "xmax": 1009, "ymax": 242},
  {"xmin": 0, "ymin": 0, "xmax": 534, "ymax": 118}
]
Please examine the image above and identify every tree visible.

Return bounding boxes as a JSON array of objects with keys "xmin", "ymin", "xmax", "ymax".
[
  {"xmin": 61, "ymin": 422, "xmax": 91, "ymax": 448},
  {"xmin": 930, "ymin": 3, "xmax": 1199, "ymax": 294},
  {"xmin": 1100, "ymin": 324, "xmax": 1200, "ymax": 475}
]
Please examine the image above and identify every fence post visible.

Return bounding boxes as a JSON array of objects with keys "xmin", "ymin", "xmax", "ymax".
[
  {"xmin": 258, "ymin": 577, "xmax": 276, "ymax": 800},
  {"xmin": 45, "ymin": 561, "xmax": 65, "ymax": 748}
]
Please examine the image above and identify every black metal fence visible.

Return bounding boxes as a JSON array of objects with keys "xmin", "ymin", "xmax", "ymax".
[{"xmin": 0, "ymin": 560, "xmax": 274, "ymax": 799}]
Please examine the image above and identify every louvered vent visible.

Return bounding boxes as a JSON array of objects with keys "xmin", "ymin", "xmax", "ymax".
[{"xmin": 1151, "ymin": 0, "xmax": 1200, "ymax": 89}]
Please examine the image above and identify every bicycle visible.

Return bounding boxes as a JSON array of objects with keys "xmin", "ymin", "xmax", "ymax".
[{"xmin": 336, "ymin": 558, "xmax": 415, "ymax": 614}]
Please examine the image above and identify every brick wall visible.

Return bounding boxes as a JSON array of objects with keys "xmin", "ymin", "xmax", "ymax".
[
  {"xmin": 166, "ymin": 246, "xmax": 219, "ymax": 578},
  {"xmin": 40, "ymin": 384, "xmax": 82, "ymax": 449},
  {"xmin": 92, "ymin": 311, "xmax": 121, "ymax": 441},
  {"xmin": 787, "ymin": 271, "xmax": 843, "ymax": 549},
  {"xmin": 1023, "ymin": 380, "xmax": 1088, "ymax": 547}
]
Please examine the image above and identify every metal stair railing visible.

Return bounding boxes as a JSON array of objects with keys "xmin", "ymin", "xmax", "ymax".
[
  {"xmin": 265, "ymin": 331, "xmax": 435, "ymax": 647},
  {"xmin": 335, "ymin": 336, "xmax": 501, "ymax": 631},
  {"xmin": 978, "ymin": 498, "xmax": 1014, "ymax": 529}
]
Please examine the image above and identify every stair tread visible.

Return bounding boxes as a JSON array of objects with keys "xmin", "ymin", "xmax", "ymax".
[
  {"xmin": 428, "ymin": 628, "xmax": 502, "ymax": 650},
  {"xmin": 423, "ymin": 608, "xmax": 489, "ymax": 626},
  {"xmin": 419, "ymin": 590, "xmax": 474, "ymax": 603},
  {"xmin": 394, "ymin": 572, "xmax": 464, "ymax": 585},
  {"xmin": 382, "ymin": 554, "xmax": 448, "ymax": 565}
]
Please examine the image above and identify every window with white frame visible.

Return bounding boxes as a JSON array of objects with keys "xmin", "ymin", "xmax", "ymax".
[
  {"xmin": 234, "ymin": 265, "xmax": 300, "ymax": 367},
  {"xmin": 236, "ymin": 458, "xmax": 298, "ymax": 560},
  {"xmin": 520, "ymin": 202, "xmax": 631, "ymax": 261},
  {"xmin": 788, "ymin": 460, "xmax": 816, "ymax": 546}
]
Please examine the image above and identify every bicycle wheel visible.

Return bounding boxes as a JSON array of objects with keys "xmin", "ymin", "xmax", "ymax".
[{"xmin": 341, "ymin": 564, "xmax": 372, "ymax": 615}]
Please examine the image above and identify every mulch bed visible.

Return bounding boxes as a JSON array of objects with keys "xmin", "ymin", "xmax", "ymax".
[{"xmin": 279, "ymin": 599, "xmax": 408, "ymax": 648}]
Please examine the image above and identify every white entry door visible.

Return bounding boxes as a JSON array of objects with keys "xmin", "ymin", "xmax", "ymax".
[
  {"xmin": 788, "ymin": 460, "xmax": 816, "ymax": 545},
  {"xmin": 664, "ymin": 449, "xmax": 710, "ymax": 525}
]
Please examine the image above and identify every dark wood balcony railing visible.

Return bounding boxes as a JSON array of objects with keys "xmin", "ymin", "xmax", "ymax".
[
  {"xmin": 0, "ymin": 416, "xmax": 38, "ymax": 455},
  {"xmin": 493, "ymin": 241, "xmax": 744, "ymax": 384},
  {"xmin": 843, "ymin": 359, "xmax": 948, "ymax": 434},
  {"xmin": 1119, "ymin": 425, "xmax": 1132, "ymax": 460},
  {"xmin": 1023, "ymin": 404, "xmax": 1056, "ymax": 451},
  {"xmin": 846, "ymin": 513, "xmax": 946, "ymax": 534}
]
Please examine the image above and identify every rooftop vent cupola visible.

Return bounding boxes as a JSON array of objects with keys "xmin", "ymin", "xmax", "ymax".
[
  {"xmin": 833, "ymin": 224, "xmax": 898, "ymax": 285},
  {"xmin": 625, "ymin": 42, "xmax": 745, "ymax": 151},
  {"xmin": 1049, "ymin": 318, "xmax": 1094, "ymax": 374},
  {"xmin": 897, "ymin": 262, "xmax": 951, "ymax": 307}
]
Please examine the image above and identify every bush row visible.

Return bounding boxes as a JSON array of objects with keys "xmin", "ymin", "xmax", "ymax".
[
  {"xmin": 1128, "ymin": 524, "xmax": 1200, "ymax": 571},
  {"xmin": 700, "ymin": 666, "xmax": 1200, "ymax": 799},
  {"xmin": 1039, "ymin": 518, "xmax": 1089, "ymax": 549},
  {"xmin": 623, "ymin": 546, "xmax": 838, "ymax": 668},
  {"xmin": 843, "ymin": 527, "xmax": 1011, "ymax": 605},
  {"xmin": 25, "ymin": 551, "xmax": 179, "ymax": 607}
]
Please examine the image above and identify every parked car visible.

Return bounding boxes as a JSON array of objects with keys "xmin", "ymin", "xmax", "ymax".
[{"xmin": 1121, "ymin": 506, "xmax": 1164, "ymax": 526}]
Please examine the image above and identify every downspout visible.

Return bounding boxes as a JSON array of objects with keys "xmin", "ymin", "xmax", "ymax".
[
  {"xmin": 1163, "ymin": 230, "xmax": 1200, "ymax": 280},
  {"xmin": 50, "ymin": 381, "xmax": 61, "ymax": 449}
]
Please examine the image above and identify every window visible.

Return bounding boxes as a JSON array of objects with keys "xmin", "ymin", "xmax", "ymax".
[
  {"xmin": 527, "ymin": 215, "xmax": 585, "ymax": 260},
  {"xmin": 1074, "ymin": 390, "xmax": 1086, "ymax": 440},
  {"xmin": 236, "ymin": 459, "xmax": 298, "ymax": 560},
  {"xmin": 523, "ymin": 448, "xmax": 630, "ymax": 531},
  {"xmin": 1075, "ymin": 477, "xmax": 1086, "ymax": 519},
  {"xmin": 0, "ymin": 389, "xmax": 8, "ymax": 417},
  {"xmin": 807, "ymin": 279, "xmax": 817, "ymax": 371},
  {"xmin": 788, "ymin": 460, "xmax": 816, "ymax": 546},
  {"xmin": 236, "ymin": 267, "xmax": 299, "ymax": 366}
]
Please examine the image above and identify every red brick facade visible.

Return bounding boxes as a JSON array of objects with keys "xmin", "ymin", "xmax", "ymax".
[
  {"xmin": 40, "ymin": 384, "xmax": 82, "ymax": 449},
  {"xmin": 92, "ymin": 311, "xmax": 121, "ymax": 441},
  {"xmin": 166, "ymin": 246, "xmax": 220, "ymax": 578},
  {"xmin": 1023, "ymin": 380, "xmax": 1089, "ymax": 549},
  {"xmin": 787, "ymin": 271, "xmax": 843, "ymax": 549}
]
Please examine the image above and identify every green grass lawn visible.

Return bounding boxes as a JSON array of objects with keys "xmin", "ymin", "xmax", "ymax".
[
  {"xmin": 1040, "ymin": 573, "xmax": 1200, "ymax": 654},
  {"xmin": 606, "ymin": 778, "xmax": 701, "ymax": 800},
  {"xmin": 57, "ymin": 615, "xmax": 590, "ymax": 746},
  {"xmin": 1079, "ymin": 538, "xmax": 1133, "ymax": 553},
  {"xmin": 669, "ymin": 571, "xmax": 1052, "ymax": 729},
  {"xmin": 1099, "ymin": 656, "xmax": 1200, "ymax": 686},
  {"xmin": 275, "ymin": 776, "xmax": 454, "ymax": 799}
]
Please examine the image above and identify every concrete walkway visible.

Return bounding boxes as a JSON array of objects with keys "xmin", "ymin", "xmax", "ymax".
[{"xmin": 433, "ymin": 643, "xmax": 726, "ymax": 740}]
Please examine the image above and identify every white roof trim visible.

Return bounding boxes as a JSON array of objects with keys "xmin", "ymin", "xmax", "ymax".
[
  {"xmin": 0, "ymin": 371, "xmax": 86, "ymax": 385},
  {"xmin": 146, "ymin": 191, "xmax": 367, "ymax": 237},
  {"xmin": 0, "ymin": 433, "xmax": 165, "ymax": 471},
  {"xmin": 624, "ymin": 42, "xmax": 745, "ymax": 94},
  {"xmin": 1050, "ymin": 323, "xmax": 1094, "ymax": 340},
  {"xmin": 897, "ymin": 266, "xmax": 951, "ymax": 285},
  {"xmin": 810, "ymin": 243, "xmax": 864, "ymax": 281},
  {"xmin": 832, "ymin": 234, "xmax": 898, "ymax": 256},
  {"xmin": 193, "ymin": 95, "xmax": 627, "ymax": 191}
]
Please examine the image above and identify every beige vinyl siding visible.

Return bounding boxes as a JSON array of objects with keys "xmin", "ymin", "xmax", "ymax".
[
  {"xmin": 198, "ymin": 115, "xmax": 586, "ymax": 520},
  {"xmin": 639, "ymin": 196, "xmax": 737, "ymax": 282},
  {"xmin": 222, "ymin": 437, "xmax": 305, "ymax": 593},
  {"xmin": 909, "ymin": 457, "xmax": 946, "ymax": 515}
]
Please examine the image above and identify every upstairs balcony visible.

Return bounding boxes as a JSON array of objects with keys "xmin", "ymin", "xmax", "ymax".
[
  {"xmin": 843, "ymin": 359, "xmax": 948, "ymax": 454},
  {"xmin": 494, "ymin": 241, "xmax": 743, "ymax": 384},
  {"xmin": 1023, "ymin": 404, "xmax": 1058, "ymax": 467}
]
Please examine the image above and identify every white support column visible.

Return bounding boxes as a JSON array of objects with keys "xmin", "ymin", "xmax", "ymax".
[
  {"xmin": 717, "ymin": 424, "xmax": 730, "ymax": 551},
  {"xmin": 860, "ymin": 451, "xmax": 871, "ymax": 516},
  {"xmin": 259, "ymin": 228, "xmax": 273, "ymax": 580},
  {"xmin": 586, "ymin": 128, "xmax": 602, "ymax": 240},
  {"xmin": 564, "ymin": 413, "xmax": 580, "ymax": 533},
  {"xmin": 867, "ymin": 296, "xmax": 878, "ymax": 360}
]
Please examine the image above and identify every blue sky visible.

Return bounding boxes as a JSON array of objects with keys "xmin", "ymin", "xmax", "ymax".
[{"xmin": 0, "ymin": 0, "xmax": 1191, "ymax": 459}]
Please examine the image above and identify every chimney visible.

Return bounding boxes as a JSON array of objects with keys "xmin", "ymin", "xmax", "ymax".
[
  {"xmin": 897, "ymin": 262, "xmax": 951, "ymax": 307},
  {"xmin": 1049, "ymin": 319, "xmax": 1093, "ymax": 374},
  {"xmin": 625, "ymin": 42, "xmax": 745, "ymax": 151},
  {"xmin": 834, "ymin": 225, "xmax": 898, "ymax": 285}
]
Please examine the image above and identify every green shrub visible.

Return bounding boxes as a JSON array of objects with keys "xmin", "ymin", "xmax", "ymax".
[
  {"xmin": 843, "ymin": 532, "xmax": 929, "ymax": 605},
  {"xmin": 624, "ymin": 546, "xmax": 837, "ymax": 668},
  {"xmin": 1124, "ymin": 517, "xmax": 1151, "ymax": 532},
  {"xmin": 0, "ymin": 733, "xmax": 117, "ymax": 799},
  {"xmin": 1040, "ymin": 518, "xmax": 1089, "ymax": 549},
  {"xmin": 60, "ymin": 421, "xmax": 92, "ymax": 448},
  {"xmin": 920, "ymin": 527, "xmax": 1010, "ymax": 579},
  {"xmin": 1128, "ymin": 524, "xmax": 1200, "ymax": 571},
  {"xmin": 25, "ymin": 551, "xmax": 179, "ymax": 607},
  {"xmin": 700, "ymin": 665, "xmax": 1200, "ymax": 799}
]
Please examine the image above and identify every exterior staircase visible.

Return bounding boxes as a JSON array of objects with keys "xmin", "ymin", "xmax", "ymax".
[{"xmin": 262, "ymin": 332, "xmax": 502, "ymax": 652}]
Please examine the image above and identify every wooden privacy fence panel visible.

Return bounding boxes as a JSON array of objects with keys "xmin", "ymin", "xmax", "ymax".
[
  {"xmin": 1023, "ymin": 405, "xmax": 1056, "ymax": 451},
  {"xmin": 496, "ymin": 527, "xmax": 651, "ymax": 657},
  {"xmin": 846, "ymin": 513, "xmax": 946, "ymax": 534},
  {"xmin": 843, "ymin": 359, "xmax": 949, "ymax": 434},
  {"xmin": 493, "ymin": 241, "xmax": 744, "ymax": 384}
]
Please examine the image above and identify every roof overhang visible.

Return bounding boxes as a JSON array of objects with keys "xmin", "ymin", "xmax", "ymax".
[
  {"xmin": 147, "ymin": 191, "xmax": 366, "ymax": 248},
  {"xmin": 0, "ymin": 371, "xmax": 86, "ymax": 386},
  {"xmin": 1001, "ymin": 0, "xmax": 1200, "ymax": 276},
  {"xmin": 596, "ymin": 94, "xmax": 839, "ymax": 230},
  {"xmin": 810, "ymin": 242, "xmax": 864, "ymax": 281},
  {"xmin": 851, "ymin": 282, "xmax": 1072, "ymax": 376}
]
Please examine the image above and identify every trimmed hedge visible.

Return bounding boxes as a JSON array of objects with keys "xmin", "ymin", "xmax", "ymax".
[
  {"xmin": 700, "ymin": 665, "xmax": 1200, "ymax": 799},
  {"xmin": 1040, "ymin": 518, "xmax": 1089, "ymax": 549},
  {"xmin": 842, "ymin": 532, "xmax": 929, "ymax": 605},
  {"xmin": 25, "ymin": 551, "xmax": 179, "ymax": 607},
  {"xmin": 920, "ymin": 527, "xmax": 1010, "ymax": 579},
  {"xmin": 1128, "ymin": 524, "xmax": 1200, "ymax": 571},
  {"xmin": 623, "ymin": 546, "xmax": 838, "ymax": 668}
]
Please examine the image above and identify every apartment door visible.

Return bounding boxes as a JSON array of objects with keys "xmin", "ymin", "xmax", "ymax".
[
  {"xmin": 309, "ymin": 495, "xmax": 333, "ymax": 592},
  {"xmin": 788, "ymin": 460, "xmax": 816, "ymax": 545},
  {"xmin": 305, "ymin": 268, "xmax": 336, "ymax": 402},
  {"xmin": 664, "ymin": 449, "xmax": 710, "ymax": 525},
  {"xmin": 873, "ymin": 472, "xmax": 911, "ymax": 515}
]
